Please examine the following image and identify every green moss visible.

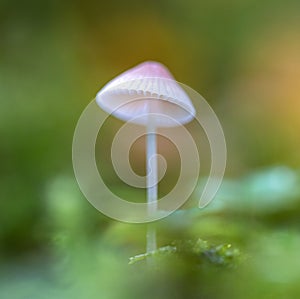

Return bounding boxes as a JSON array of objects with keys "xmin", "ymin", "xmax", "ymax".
[{"xmin": 129, "ymin": 238, "xmax": 240, "ymax": 267}]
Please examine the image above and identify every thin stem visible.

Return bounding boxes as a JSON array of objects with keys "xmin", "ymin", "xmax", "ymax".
[{"xmin": 146, "ymin": 121, "xmax": 158, "ymax": 255}]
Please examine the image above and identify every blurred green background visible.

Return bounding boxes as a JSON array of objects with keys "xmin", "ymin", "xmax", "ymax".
[{"xmin": 1, "ymin": 0, "xmax": 300, "ymax": 298}]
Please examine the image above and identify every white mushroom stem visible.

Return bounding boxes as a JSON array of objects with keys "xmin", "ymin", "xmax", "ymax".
[{"xmin": 146, "ymin": 119, "xmax": 158, "ymax": 255}]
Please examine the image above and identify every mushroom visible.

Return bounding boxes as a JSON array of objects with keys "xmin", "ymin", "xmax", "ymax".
[{"xmin": 96, "ymin": 61, "xmax": 195, "ymax": 255}]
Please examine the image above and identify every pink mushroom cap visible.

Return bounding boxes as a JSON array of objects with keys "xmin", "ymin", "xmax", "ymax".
[{"xmin": 96, "ymin": 61, "xmax": 195, "ymax": 127}]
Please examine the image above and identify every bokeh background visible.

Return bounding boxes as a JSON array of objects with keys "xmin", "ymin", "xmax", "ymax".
[{"xmin": 1, "ymin": 0, "xmax": 300, "ymax": 298}]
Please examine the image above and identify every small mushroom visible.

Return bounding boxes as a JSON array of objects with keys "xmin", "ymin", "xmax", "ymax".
[{"xmin": 96, "ymin": 61, "xmax": 195, "ymax": 254}]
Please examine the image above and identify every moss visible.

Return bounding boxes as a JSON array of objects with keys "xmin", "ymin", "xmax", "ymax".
[{"xmin": 129, "ymin": 238, "xmax": 240, "ymax": 267}]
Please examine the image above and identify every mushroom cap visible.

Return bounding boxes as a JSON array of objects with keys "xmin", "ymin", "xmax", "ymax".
[{"xmin": 96, "ymin": 61, "xmax": 195, "ymax": 127}]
